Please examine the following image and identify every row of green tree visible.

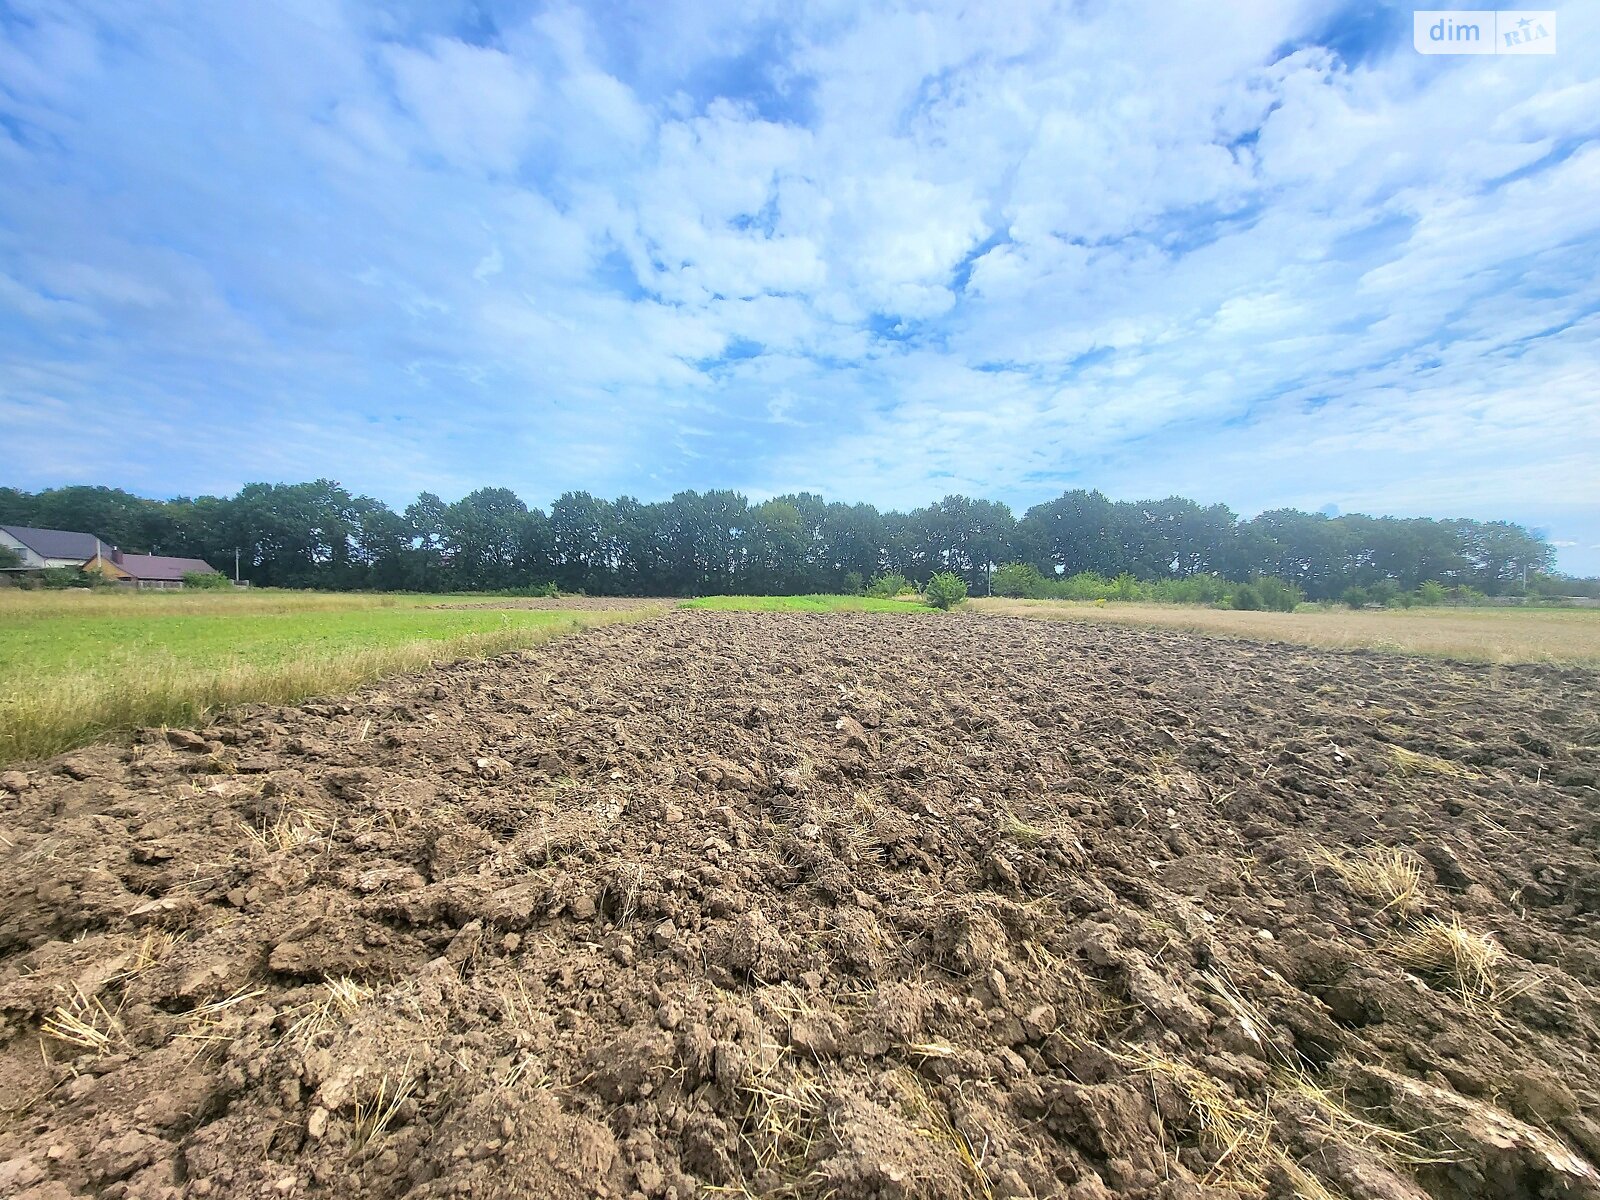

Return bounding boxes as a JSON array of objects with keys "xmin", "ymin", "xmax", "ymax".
[{"xmin": 0, "ymin": 481, "xmax": 1570, "ymax": 600}]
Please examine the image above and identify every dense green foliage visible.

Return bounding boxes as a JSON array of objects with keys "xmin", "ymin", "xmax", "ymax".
[
  {"xmin": 993, "ymin": 566, "xmax": 1298, "ymax": 609},
  {"xmin": 925, "ymin": 571, "xmax": 969, "ymax": 610},
  {"xmin": 181, "ymin": 570, "xmax": 233, "ymax": 589},
  {"xmin": 0, "ymin": 482, "xmax": 1572, "ymax": 600}
]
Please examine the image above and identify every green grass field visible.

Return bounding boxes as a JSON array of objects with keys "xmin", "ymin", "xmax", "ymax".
[
  {"xmin": 680, "ymin": 594, "xmax": 931, "ymax": 613},
  {"xmin": 0, "ymin": 590, "xmax": 657, "ymax": 764}
]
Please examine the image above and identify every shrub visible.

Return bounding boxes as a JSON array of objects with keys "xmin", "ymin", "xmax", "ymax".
[
  {"xmin": 1110, "ymin": 572, "xmax": 1140, "ymax": 601},
  {"xmin": 1366, "ymin": 579, "xmax": 1401, "ymax": 607},
  {"xmin": 1250, "ymin": 575, "xmax": 1303, "ymax": 612},
  {"xmin": 925, "ymin": 571, "xmax": 968, "ymax": 610},
  {"xmin": 841, "ymin": 570, "xmax": 865, "ymax": 597},
  {"xmin": 866, "ymin": 573, "xmax": 908, "ymax": 599},
  {"xmin": 1059, "ymin": 571, "xmax": 1113, "ymax": 601},
  {"xmin": 41, "ymin": 567, "xmax": 95, "ymax": 590},
  {"xmin": 1230, "ymin": 582, "xmax": 1263, "ymax": 610},
  {"xmin": 1343, "ymin": 585, "xmax": 1369, "ymax": 608},
  {"xmin": 1417, "ymin": 580, "xmax": 1447, "ymax": 606},
  {"xmin": 182, "ymin": 571, "xmax": 233, "ymax": 590},
  {"xmin": 1147, "ymin": 574, "xmax": 1230, "ymax": 605},
  {"xmin": 992, "ymin": 562, "xmax": 1046, "ymax": 598}
]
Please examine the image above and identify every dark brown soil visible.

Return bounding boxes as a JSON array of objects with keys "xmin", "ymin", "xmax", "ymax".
[
  {"xmin": 426, "ymin": 598, "xmax": 664, "ymax": 611},
  {"xmin": 3, "ymin": 611, "xmax": 1599, "ymax": 1200}
]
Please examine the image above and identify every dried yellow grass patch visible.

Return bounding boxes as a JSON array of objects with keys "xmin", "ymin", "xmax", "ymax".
[
  {"xmin": 41, "ymin": 986, "xmax": 124, "ymax": 1054},
  {"xmin": 1112, "ymin": 1045, "xmax": 1273, "ymax": 1186},
  {"xmin": 289, "ymin": 975, "xmax": 374, "ymax": 1042},
  {"xmin": 1313, "ymin": 846, "xmax": 1424, "ymax": 915},
  {"xmin": 1388, "ymin": 746, "xmax": 1477, "ymax": 780},
  {"xmin": 243, "ymin": 808, "xmax": 323, "ymax": 854},
  {"xmin": 351, "ymin": 1071, "xmax": 415, "ymax": 1151},
  {"xmin": 968, "ymin": 598, "xmax": 1600, "ymax": 666},
  {"xmin": 1387, "ymin": 917, "xmax": 1509, "ymax": 1004},
  {"xmin": 891, "ymin": 1069, "xmax": 995, "ymax": 1200}
]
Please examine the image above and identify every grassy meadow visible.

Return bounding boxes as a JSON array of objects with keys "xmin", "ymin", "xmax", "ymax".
[
  {"xmin": 0, "ymin": 589, "xmax": 659, "ymax": 764},
  {"xmin": 968, "ymin": 597, "xmax": 1600, "ymax": 666},
  {"xmin": 681, "ymin": 594, "xmax": 931, "ymax": 613}
]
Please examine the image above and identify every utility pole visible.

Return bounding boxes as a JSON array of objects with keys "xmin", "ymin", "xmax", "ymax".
[{"xmin": 234, "ymin": 547, "xmax": 240, "ymax": 583}]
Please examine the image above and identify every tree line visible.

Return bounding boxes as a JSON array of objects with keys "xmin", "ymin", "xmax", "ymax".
[{"xmin": 0, "ymin": 481, "xmax": 1567, "ymax": 600}]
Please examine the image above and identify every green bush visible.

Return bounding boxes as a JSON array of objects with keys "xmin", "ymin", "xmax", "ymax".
[
  {"xmin": 181, "ymin": 571, "xmax": 233, "ymax": 590},
  {"xmin": 41, "ymin": 567, "xmax": 96, "ymax": 590},
  {"xmin": 1230, "ymin": 582, "xmax": 1263, "ymax": 610},
  {"xmin": 925, "ymin": 571, "xmax": 968, "ymax": 610},
  {"xmin": 866, "ymin": 573, "xmax": 908, "ymax": 599},
  {"xmin": 1147, "ymin": 574, "xmax": 1231, "ymax": 605},
  {"xmin": 842, "ymin": 570, "xmax": 865, "ymax": 597},
  {"xmin": 992, "ymin": 562, "xmax": 1046, "ymax": 598},
  {"xmin": 1249, "ymin": 575, "xmax": 1303, "ymax": 612},
  {"xmin": 1343, "ymin": 585, "xmax": 1369, "ymax": 608},
  {"xmin": 1369, "ymin": 580, "xmax": 1402, "ymax": 607},
  {"xmin": 1057, "ymin": 571, "xmax": 1114, "ymax": 600},
  {"xmin": 1417, "ymin": 580, "xmax": 1447, "ymax": 606}
]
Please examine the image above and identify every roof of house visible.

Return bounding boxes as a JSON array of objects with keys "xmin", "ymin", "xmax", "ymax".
[
  {"xmin": 113, "ymin": 553, "xmax": 218, "ymax": 582},
  {"xmin": 0, "ymin": 525, "xmax": 105, "ymax": 560}
]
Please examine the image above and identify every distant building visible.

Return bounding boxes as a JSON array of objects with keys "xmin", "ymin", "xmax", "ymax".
[
  {"xmin": 0, "ymin": 525, "xmax": 116, "ymax": 569},
  {"xmin": 86, "ymin": 548, "xmax": 222, "ymax": 589},
  {"xmin": 0, "ymin": 524, "xmax": 220, "ymax": 589}
]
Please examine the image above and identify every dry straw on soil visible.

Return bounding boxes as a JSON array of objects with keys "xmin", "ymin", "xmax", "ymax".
[
  {"xmin": 1312, "ymin": 845, "xmax": 1425, "ymax": 915},
  {"xmin": 1386, "ymin": 916, "xmax": 1511, "ymax": 1006}
]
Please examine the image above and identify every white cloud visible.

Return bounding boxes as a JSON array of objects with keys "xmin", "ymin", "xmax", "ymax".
[{"xmin": 0, "ymin": 0, "xmax": 1597, "ymax": 570}]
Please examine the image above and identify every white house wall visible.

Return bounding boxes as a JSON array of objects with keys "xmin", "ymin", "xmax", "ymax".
[{"xmin": 0, "ymin": 530, "xmax": 46, "ymax": 567}]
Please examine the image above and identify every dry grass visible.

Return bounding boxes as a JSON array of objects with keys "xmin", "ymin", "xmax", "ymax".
[
  {"xmin": 351, "ymin": 1071, "xmax": 415, "ymax": 1151},
  {"xmin": 737, "ymin": 1047, "xmax": 826, "ymax": 1189},
  {"xmin": 968, "ymin": 598, "xmax": 1600, "ymax": 666},
  {"xmin": 1388, "ymin": 746, "xmax": 1478, "ymax": 780},
  {"xmin": 123, "ymin": 929, "xmax": 186, "ymax": 977},
  {"xmin": 1112, "ymin": 1044, "xmax": 1274, "ymax": 1186},
  {"xmin": 890, "ymin": 1069, "xmax": 995, "ymax": 1200},
  {"xmin": 1282, "ymin": 1076, "xmax": 1445, "ymax": 1166},
  {"xmin": 41, "ymin": 986, "xmax": 124, "ymax": 1054},
  {"xmin": 1386, "ymin": 916, "xmax": 1512, "ymax": 1005},
  {"xmin": 1108, "ymin": 963, "xmax": 1454, "ymax": 1196},
  {"xmin": 1312, "ymin": 846, "xmax": 1424, "ymax": 915},
  {"xmin": 1111, "ymin": 1043, "xmax": 1448, "ymax": 1193},
  {"xmin": 243, "ymin": 808, "xmax": 323, "ymax": 854},
  {"xmin": 288, "ymin": 976, "xmax": 373, "ymax": 1042},
  {"xmin": 179, "ymin": 988, "xmax": 266, "ymax": 1042}
]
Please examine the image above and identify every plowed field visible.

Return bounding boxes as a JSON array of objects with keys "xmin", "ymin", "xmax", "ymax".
[{"xmin": 3, "ymin": 611, "xmax": 1599, "ymax": 1200}]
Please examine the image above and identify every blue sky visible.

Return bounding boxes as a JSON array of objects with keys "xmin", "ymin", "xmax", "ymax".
[{"xmin": 2, "ymin": 0, "xmax": 1598, "ymax": 571}]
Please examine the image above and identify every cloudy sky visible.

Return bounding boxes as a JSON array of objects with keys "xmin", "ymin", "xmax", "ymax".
[{"xmin": 2, "ymin": 0, "xmax": 1598, "ymax": 571}]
